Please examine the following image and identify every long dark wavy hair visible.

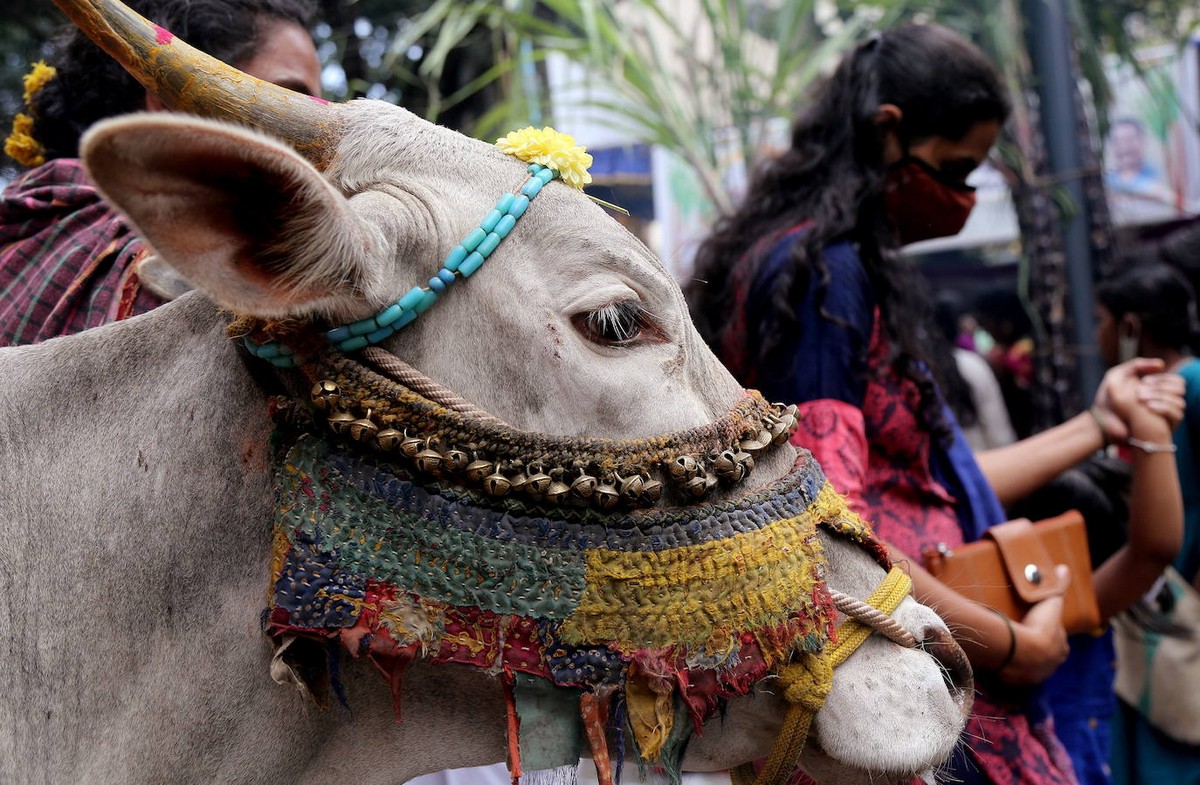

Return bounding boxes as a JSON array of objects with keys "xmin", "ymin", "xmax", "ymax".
[
  {"xmin": 686, "ymin": 23, "xmax": 1010, "ymax": 441},
  {"xmin": 27, "ymin": 0, "xmax": 314, "ymax": 163}
]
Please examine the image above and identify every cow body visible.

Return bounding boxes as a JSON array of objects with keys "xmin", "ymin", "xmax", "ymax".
[{"xmin": 0, "ymin": 2, "xmax": 972, "ymax": 780}]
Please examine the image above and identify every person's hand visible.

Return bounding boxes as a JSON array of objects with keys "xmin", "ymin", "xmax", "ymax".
[
  {"xmin": 1092, "ymin": 358, "xmax": 1183, "ymax": 444},
  {"xmin": 999, "ymin": 565, "xmax": 1071, "ymax": 685},
  {"xmin": 1135, "ymin": 372, "xmax": 1186, "ymax": 432}
]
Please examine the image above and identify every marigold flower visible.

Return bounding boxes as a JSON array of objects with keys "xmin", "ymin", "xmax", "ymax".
[
  {"xmin": 496, "ymin": 126, "xmax": 593, "ymax": 190},
  {"xmin": 22, "ymin": 61, "xmax": 57, "ymax": 105},
  {"xmin": 5, "ymin": 114, "xmax": 45, "ymax": 168}
]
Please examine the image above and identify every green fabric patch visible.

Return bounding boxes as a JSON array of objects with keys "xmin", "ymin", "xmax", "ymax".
[{"xmin": 279, "ymin": 438, "xmax": 588, "ymax": 618}]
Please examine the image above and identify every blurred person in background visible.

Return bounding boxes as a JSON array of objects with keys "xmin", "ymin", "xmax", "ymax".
[
  {"xmin": 687, "ymin": 22, "xmax": 1183, "ymax": 785},
  {"xmin": 0, "ymin": 0, "xmax": 322, "ymax": 346}
]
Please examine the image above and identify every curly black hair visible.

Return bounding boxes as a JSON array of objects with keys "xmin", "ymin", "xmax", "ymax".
[
  {"xmin": 27, "ymin": 0, "xmax": 315, "ymax": 162},
  {"xmin": 686, "ymin": 23, "xmax": 1010, "ymax": 443}
]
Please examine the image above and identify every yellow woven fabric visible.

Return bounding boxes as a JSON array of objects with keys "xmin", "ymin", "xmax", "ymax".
[{"xmin": 559, "ymin": 504, "xmax": 826, "ymax": 652}]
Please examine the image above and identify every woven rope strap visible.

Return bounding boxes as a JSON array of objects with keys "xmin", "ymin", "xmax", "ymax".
[
  {"xmin": 732, "ymin": 566, "xmax": 915, "ymax": 785},
  {"xmin": 360, "ymin": 345, "xmax": 508, "ymax": 425}
]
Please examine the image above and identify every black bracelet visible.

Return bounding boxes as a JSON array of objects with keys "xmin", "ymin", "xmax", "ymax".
[{"xmin": 994, "ymin": 611, "xmax": 1017, "ymax": 671}]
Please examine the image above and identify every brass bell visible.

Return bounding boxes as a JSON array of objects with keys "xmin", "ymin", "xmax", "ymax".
[
  {"xmin": 668, "ymin": 455, "xmax": 701, "ymax": 482},
  {"xmin": 594, "ymin": 483, "xmax": 620, "ymax": 511},
  {"xmin": 376, "ymin": 428, "xmax": 403, "ymax": 451},
  {"xmin": 327, "ymin": 411, "xmax": 355, "ymax": 434},
  {"xmin": 482, "ymin": 472, "xmax": 512, "ymax": 497},
  {"xmin": 641, "ymin": 479, "xmax": 664, "ymax": 504},
  {"xmin": 310, "ymin": 380, "xmax": 341, "ymax": 411},
  {"xmin": 712, "ymin": 450, "xmax": 740, "ymax": 481},
  {"xmin": 682, "ymin": 475, "xmax": 709, "ymax": 498},
  {"xmin": 768, "ymin": 421, "xmax": 790, "ymax": 446},
  {"xmin": 465, "ymin": 459, "xmax": 495, "ymax": 483},
  {"xmin": 617, "ymin": 474, "xmax": 645, "ymax": 502},
  {"xmin": 777, "ymin": 403, "xmax": 798, "ymax": 419},
  {"xmin": 545, "ymin": 480, "xmax": 571, "ymax": 505},
  {"xmin": 735, "ymin": 451, "xmax": 755, "ymax": 474},
  {"xmin": 400, "ymin": 435, "xmax": 424, "ymax": 458},
  {"xmin": 414, "ymin": 448, "xmax": 444, "ymax": 474},
  {"xmin": 348, "ymin": 416, "xmax": 379, "ymax": 442},
  {"xmin": 508, "ymin": 472, "xmax": 529, "ymax": 493},
  {"xmin": 525, "ymin": 470, "xmax": 553, "ymax": 496},
  {"xmin": 571, "ymin": 474, "xmax": 598, "ymax": 499},
  {"xmin": 443, "ymin": 449, "xmax": 470, "ymax": 473},
  {"xmin": 739, "ymin": 437, "xmax": 769, "ymax": 457}
]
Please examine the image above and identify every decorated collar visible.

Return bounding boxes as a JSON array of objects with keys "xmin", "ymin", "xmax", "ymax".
[
  {"xmin": 272, "ymin": 348, "xmax": 800, "ymax": 512},
  {"xmin": 266, "ymin": 420, "xmax": 887, "ymax": 784},
  {"xmin": 243, "ymin": 127, "xmax": 594, "ymax": 366}
]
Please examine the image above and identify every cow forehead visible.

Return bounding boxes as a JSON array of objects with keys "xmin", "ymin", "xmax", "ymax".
[{"xmin": 330, "ymin": 101, "xmax": 674, "ymax": 298}]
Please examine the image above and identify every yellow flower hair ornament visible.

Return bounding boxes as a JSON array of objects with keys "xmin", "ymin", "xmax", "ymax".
[
  {"xmin": 5, "ymin": 61, "xmax": 57, "ymax": 168},
  {"xmin": 496, "ymin": 126, "xmax": 593, "ymax": 190}
]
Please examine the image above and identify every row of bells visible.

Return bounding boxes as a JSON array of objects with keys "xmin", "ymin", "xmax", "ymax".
[{"xmin": 309, "ymin": 380, "xmax": 798, "ymax": 510}]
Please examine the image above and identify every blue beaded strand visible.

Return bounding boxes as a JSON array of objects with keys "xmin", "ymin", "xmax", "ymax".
[{"xmin": 244, "ymin": 163, "xmax": 560, "ymax": 366}]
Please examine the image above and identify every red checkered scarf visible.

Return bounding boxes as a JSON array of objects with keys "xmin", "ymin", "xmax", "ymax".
[{"xmin": 0, "ymin": 158, "xmax": 162, "ymax": 345}]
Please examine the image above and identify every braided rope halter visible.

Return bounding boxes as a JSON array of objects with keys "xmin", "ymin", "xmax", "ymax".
[{"xmin": 240, "ymin": 127, "xmax": 920, "ymax": 785}]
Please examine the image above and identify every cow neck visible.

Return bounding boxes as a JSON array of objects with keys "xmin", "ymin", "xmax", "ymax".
[{"xmin": 274, "ymin": 343, "xmax": 800, "ymax": 513}]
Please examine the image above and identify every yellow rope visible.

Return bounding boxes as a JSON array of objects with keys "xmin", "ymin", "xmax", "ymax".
[
  {"xmin": 732, "ymin": 566, "xmax": 914, "ymax": 785},
  {"xmin": 828, "ymin": 566, "xmax": 913, "ymax": 667}
]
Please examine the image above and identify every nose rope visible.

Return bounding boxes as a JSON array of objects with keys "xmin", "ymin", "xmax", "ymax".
[
  {"xmin": 829, "ymin": 585, "xmax": 918, "ymax": 650},
  {"xmin": 360, "ymin": 345, "xmax": 509, "ymax": 425},
  {"xmin": 732, "ymin": 566, "xmax": 916, "ymax": 785}
]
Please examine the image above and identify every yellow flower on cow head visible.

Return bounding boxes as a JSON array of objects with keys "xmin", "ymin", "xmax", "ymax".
[{"xmin": 496, "ymin": 126, "xmax": 593, "ymax": 190}]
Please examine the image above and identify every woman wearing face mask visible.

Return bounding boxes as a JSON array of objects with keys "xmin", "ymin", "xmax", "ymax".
[{"xmin": 688, "ymin": 24, "xmax": 1183, "ymax": 785}]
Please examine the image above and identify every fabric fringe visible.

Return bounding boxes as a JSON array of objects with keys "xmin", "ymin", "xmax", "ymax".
[
  {"xmin": 504, "ymin": 670, "xmax": 523, "ymax": 784},
  {"xmin": 520, "ymin": 764, "xmax": 579, "ymax": 785},
  {"xmin": 657, "ymin": 698, "xmax": 694, "ymax": 785},
  {"xmin": 608, "ymin": 690, "xmax": 627, "ymax": 785}
]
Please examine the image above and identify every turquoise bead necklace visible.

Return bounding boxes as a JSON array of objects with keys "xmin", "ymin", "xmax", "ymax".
[{"xmin": 243, "ymin": 162, "xmax": 559, "ymax": 367}]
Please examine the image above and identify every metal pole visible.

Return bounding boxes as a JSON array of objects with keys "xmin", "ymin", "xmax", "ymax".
[{"xmin": 1022, "ymin": 0, "xmax": 1103, "ymax": 401}]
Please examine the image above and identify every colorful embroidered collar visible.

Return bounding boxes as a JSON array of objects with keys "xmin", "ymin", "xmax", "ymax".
[{"xmin": 265, "ymin": 404, "xmax": 887, "ymax": 784}]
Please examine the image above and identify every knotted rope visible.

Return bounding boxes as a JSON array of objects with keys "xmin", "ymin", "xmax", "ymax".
[
  {"xmin": 731, "ymin": 566, "xmax": 916, "ymax": 785},
  {"xmin": 361, "ymin": 345, "xmax": 509, "ymax": 425}
]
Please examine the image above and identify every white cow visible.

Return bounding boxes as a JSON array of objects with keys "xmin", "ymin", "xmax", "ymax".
[{"xmin": 0, "ymin": 1, "xmax": 972, "ymax": 783}]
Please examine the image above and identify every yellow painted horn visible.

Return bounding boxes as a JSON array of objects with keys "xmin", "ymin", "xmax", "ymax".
[{"xmin": 50, "ymin": 0, "xmax": 344, "ymax": 169}]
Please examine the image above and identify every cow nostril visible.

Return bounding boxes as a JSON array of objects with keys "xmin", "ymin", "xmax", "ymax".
[{"xmin": 919, "ymin": 626, "xmax": 974, "ymax": 709}]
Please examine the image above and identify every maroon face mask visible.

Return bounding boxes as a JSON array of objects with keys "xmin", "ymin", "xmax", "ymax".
[{"xmin": 883, "ymin": 156, "xmax": 977, "ymax": 245}]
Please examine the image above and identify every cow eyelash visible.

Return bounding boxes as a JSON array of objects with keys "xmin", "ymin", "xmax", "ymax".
[{"xmin": 576, "ymin": 300, "xmax": 658, "ymax": 347}]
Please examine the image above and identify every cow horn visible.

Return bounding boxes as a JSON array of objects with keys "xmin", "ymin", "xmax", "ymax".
[{"xmin": 50, "ymin": 0, "xmax": 344, "ymax": 170}]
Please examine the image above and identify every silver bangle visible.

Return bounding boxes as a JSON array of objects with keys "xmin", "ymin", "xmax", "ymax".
[{"xmin": 1127, "ymin": 437, "xmax": 1178, "ymax": 454}]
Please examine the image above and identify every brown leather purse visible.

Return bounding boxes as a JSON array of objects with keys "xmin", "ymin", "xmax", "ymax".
[{"xmin": 922, "ymin": 510, "xmax": 1101, "ymax": 634}]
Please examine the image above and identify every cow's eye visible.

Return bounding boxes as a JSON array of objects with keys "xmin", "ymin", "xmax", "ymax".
[{"xmin": 574, "ymin": 300, "xmax": 656, "ymax": 347}]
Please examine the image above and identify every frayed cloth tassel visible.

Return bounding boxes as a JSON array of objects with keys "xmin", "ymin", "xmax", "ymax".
[
  {"xmin": 521, "ymin": 764, "xmax": 579, "ymax": 785},
  {"xmin": 580, "ymin": 692, "xmax": 613, "ymax": 785},
  {"xmin": 504, "ymin": 670, "xmax": 523, "ymax": 785},
  {"xmin": 608, "ymin": 690, "xmax": 627, "ymax": 785}
]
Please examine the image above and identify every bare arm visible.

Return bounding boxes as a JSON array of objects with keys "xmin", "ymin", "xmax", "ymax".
[
  {"xmin": 975, "ymin": 412, "xmax": 1102, "ymax": 507},
  {"xmin": 889, "ymin": 545, "xmax": 1069, "ymax": 685},
  {"xmin": 977, "ymin": 358, "xmax": 1180, "ymax": 507},
  {"xmin": 1093, "ymin": 410, "xmax": 1183, "ymax": 621}
]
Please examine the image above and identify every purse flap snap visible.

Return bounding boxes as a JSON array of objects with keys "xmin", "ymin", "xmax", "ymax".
[{"xmin": 983, "ymin": 518, "xmax": 1067, "ymax": 603}]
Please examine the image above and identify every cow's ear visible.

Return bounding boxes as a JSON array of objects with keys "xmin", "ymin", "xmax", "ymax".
[{"xmin": 81, "ymin": 114, "xmax": 396, "ymax": 320}]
